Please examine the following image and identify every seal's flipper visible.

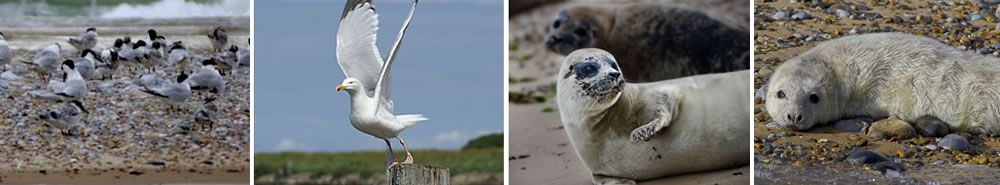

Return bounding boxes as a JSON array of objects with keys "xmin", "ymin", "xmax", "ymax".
[
  {"xmin": 630, "ymin": 91, "xmax": 679, "ymax": 142},
  {"xmin": 593, "ymin": 174, "xmax": 636, "ymax": 185}
]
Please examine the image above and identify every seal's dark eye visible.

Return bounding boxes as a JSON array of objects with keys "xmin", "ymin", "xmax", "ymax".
[
  {"xmin": 553, "ymin": 20, "xmax": 562, "ymax": 28},
  {"xmin": 776, "ymin": 90, "xmax": 785, "ymax": 99},
  {"xmin": 809, "ymin": 94, "xmax": 820, "ymax": 104},
  {"xmin": 573, "ymin": 62, "xmax": 600, "ymax": 80},
  {"xmin": 574, "ymin": 27, "xmax": 587, "ymax": 36}
]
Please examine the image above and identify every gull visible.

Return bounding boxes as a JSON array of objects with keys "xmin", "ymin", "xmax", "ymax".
[
  {"xmin": 21, "ymin": 43, "xmax": 61, "ymax": 83},
  {"xmin": 145, "ymin": 42, "xmax": 165, "ymax": 72},
  {"xmin": 335, "ymin": 0, "xmax": 423, "ymax": 169},
  {"xmin": 0, "ymin": 32, "xmax": 10, "ymax": 71},
  {"xmin": 213, "ymin": 45, "xmax": 239, "ymax": 75},
  {"xmin": 97, "ymin": 47, "xmax": 119, "ymax": 80},
  {"xmin": 68, "ymin": 27, "xmax": 97, "ymax": 51},
  {"xmin": 147, "ymin": 29, "xmax": 169, "ymax": 54},
  {"xmin": 238, "ymin": 38, "xmax": 250, "ymax": 67},
  {"xmin": 120, "ymin": 40, "xmax": 150, "ymax": 72},
  {"xmin": 39, "ymin": 101, "xmax": 88, "ymax": 136},
  {"xmin": 194, "ymin": 97, "xmax": 217, "ymax": 131},
  {"xmin": 168, "ymin": 41, "xmax": 191, "ymax": 72},
  {"xmin": 188, "ymin": 58, "xmax": 226, "ymax": 96},
  {"xmin": 207, "ymin": 27, "xmax": 228, "ymax": 52},
  {"xmin": 29, "ymin": 60, "xmax": 87, "ymax": 103},
  {"xmin": 140, "ymin": 72, "xmax": 191, "ymax": 112},
  {"xmin": 74, "ymin": 49, "xmax": 100, "ymax": 80}
]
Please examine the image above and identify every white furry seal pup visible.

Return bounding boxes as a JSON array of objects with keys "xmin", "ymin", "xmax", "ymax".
[
  {"xmin": 766, "ymin": 32, "xmax": 1000, "ymax": 134},
  {"xmin": 545, "ymin": 3, "xmax": 749, "ymax": 82},
  {"xmin": 557, "ymin": 48, "xmax": 750, "ymax": 184}
]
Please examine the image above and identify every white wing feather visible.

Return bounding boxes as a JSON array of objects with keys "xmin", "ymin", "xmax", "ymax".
[
  {"xmin": 336, "ymin": 2, "xmax": 384, "ymax": 99},
  {"xmin": 372, "ymin": 0, "xmax": 417, "ymax": 114}
]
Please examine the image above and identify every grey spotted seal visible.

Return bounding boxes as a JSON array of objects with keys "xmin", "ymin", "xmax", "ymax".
[
  {"xmin": 544, "ymin": 3, "xmax": 749, "ymax": 82},
  {"xmin": 556, "ymin": 48, "xmax": 750, "ymax": 184},
  {"xmin": 766, "ymin": 32, "xmax": 1000, "ymax": 134}
]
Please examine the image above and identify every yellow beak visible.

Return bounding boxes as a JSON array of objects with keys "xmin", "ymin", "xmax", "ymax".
[{"xmin": 336, "ymin": 85, "xmax": 346, "ymax": 91}]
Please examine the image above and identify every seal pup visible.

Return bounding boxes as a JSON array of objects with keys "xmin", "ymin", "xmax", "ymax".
[
  {"xmin": 766, "ymin": 32, "xmax": 1000, "ymax": 134},
  {"xmin": 545, "ymin": 3, "xmax": 749, "ymax": 82},
  {"xmin": 68, "ymin": 27, "xmax": 98, "ymax": 51},
  {"xmin": 557, "ymin": 48, "xmax": 750, "ymax": 184}
]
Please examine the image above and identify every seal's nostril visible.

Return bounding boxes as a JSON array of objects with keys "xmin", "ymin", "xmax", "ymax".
[
  {"xmin": 787, "ymin": 114, "xmax": 793, "ymax": 121},
  {"xmin": 608, "ymin": 72, "xmax": 620, "ymax": 78},
  {"xmin": 796, "ymin": 115, "xmax": 803, "ymax": 122}
]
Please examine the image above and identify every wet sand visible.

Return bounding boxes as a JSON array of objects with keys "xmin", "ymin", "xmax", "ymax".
[
  {"xmin": 0, "ymin": 16, "xmax": 250, "ymax": 184},
  {"xmin": 508, "ymin": 1, "xmax": 750, "ymax": 183},
  {"xmin": 754, "ymin": 0, "xmax": 1000, "ymax": 183}
]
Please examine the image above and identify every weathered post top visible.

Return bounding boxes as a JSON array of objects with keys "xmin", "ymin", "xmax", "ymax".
[{"xmin": 389, "ymin": 164, "xmax": 450, "ymax": 185}]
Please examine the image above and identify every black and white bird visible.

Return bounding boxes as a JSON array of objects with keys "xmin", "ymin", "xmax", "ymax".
[
  {"xmin": 207, "ymin": 27, "xmax": 228, "ymax": 52},
  {"xmin": 97, "ymin": 47, "xmax": 120, "ymax": 80},
  {"xmin": 0, "ymin": 32, "xmax": 10, "ymax": 71},
  {"xmin": 74, "ymin": 49, "xmax": 101, "ymax": 80},
  {"xmin": 145, "ymin": 42, "xmax": 165, "ymax": 71},
  {"xmin": 68, "ymin": 27, "xmax": 98, "ymax": 51},
  {"xmin": 238, "ymin": 38, "xmax": 250, "ymax": 67},
  {"xmin": 120, "ymin": 40, "xmax": 151, "ymax": 72},
  {"xmin": 140, "ymin": 72, "xmax": 191, "ymax": 111},
  {"xmin": 29, "ymin": 60, "xmax": 87, "ymax": 102},
  {"xmin": 39, "ymin": 101, "xmax": 88, "ymax": 136},
  {"xmin": 168, "ymin": 41, "xmax": 190, "ymax": 72},
  {"xmin": 335, "ymin": 0, "xmax": 423, "ymax": 169},
  {"xmin": 21, "ymin": 43, "xmax": 62, "ymax": 83},
  {"xmin": 188, "ymin": 58, "xmax": 226, "ymax": 96},
  {"xmin": 194, "ymin": 97, "xmax": 217, "ymax": 131}
]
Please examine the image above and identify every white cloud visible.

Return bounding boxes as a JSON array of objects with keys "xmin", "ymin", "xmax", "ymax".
[
  {"xmin": 276, "ymin": 138, "xmax": 309, "ymax": 151},
  {"xmin": 475, "ymin": 129, "xmax": 501, "ymax": 136},
  {"xmin": 434, "ymin": 130, "xmax": 464, "ymax": 143}
]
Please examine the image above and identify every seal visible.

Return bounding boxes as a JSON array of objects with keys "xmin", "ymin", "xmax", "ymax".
[
  {"xmin": 766, "ymin": 32, "xmax": 1000, "ymax": 134},
  {"xmin": 544, "ymin": 3, "xmax": 749, "ymax": 82},
  {"xmin": 557, "ymin": 48, "xmax": 751, "ymax": 184}
]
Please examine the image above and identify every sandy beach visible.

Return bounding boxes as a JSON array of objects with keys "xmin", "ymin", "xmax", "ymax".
[
  {"xmin": 754, "ymin": 0, "xmax": 1000, "ymax": 183},
  {"xmin": 508, "ymin": 0, "xmax": 750, "ymax": 184},
  {"xmin": 0, "ymin": 15, "xmax": 250, "ymax": 184}
]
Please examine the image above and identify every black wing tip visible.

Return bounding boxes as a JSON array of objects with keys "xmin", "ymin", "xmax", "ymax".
[{"xmin": 141, "ymin": 89, "xmax": 169, "ymax": 98}]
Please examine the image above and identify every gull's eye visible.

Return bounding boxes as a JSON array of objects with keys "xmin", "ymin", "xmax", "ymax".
[{"xmin": 777, "ymin": 90, "xmax": 785, "ymax": 99}]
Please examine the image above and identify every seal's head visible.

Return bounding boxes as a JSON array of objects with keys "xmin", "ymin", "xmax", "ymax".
[
  {"xmin": 765, "ymin": 55, "xmax": 840, "ymax": 131},
  {"xmin": 544, "ymin": 8, "xmax": 602, "ymax": 55},
  {"xmin": 557, "ymin": 48, "xmax": 625, "ymax": 116}
]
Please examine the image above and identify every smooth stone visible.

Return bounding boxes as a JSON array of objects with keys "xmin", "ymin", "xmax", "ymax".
[
  {"xmin": 971, "ymin": 13, "xmax": 984, "ymax": 21},
  {"xmin": 836, "ymin": 9, "xmax": 852, "ymax": 17},
  {"xmin": 835, "ymin": 119, "xmax": 870, "ymax": 132},
  {"xmin": 933, "ymin": 160, "xmax": 945, "ymax": 165},
  {"xmin": 773, "ymin": 11, "xmax": 789, "ymax": 21},
  {"xmin": 870, "ymin": 161, "xmax": 907, "ymax": 173},
  {"xmin": 791, "ymin": 12, "xmax": 809, "ymax": 20},
  {"xmin": 846, "ymin": 150, "xmax": 889, "ymax": 165},
  {"xmin": 859, "ymin": 12, "xmax": 883, "ymax": 20},
  {"xmin": 849, "ymin": 27, "xmax": 861, "ymax": 34},
  {"xmin": 925, "ymin": 144, "xmax": 940, "ymax": 151},
  {"xmin": 938, "ymin": 134, "xmax": 970, "ymax": 151},
  {"xmin": 0, "ymin": 71, "xmax": 18, "ymax": 80},
  {"xmin": 867, "ymin": 118, "xmax": 916, "ymax": 140}
]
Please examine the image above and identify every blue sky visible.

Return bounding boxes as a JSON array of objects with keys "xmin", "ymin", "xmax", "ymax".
[{"xmin": 254, "ymin": 0, "xmax": 503, "ymax": 153}]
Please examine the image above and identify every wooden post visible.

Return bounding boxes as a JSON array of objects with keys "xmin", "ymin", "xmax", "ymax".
[{"xmin": 389, "ymin": 164, "xmax": 449, "ymax": 185}]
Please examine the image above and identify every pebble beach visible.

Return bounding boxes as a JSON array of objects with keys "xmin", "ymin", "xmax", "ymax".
[
  {"xmin": 0, "ymin": 15, "xmax": 250, "ymax": 184},
  {"xmin": 754, "ymin": 0, "xmax": 1000, "ymax": 183}
]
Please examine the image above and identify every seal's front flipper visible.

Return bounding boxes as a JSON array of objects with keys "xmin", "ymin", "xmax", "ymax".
[
  {"xmin": 593, "ymin": 174, "xmax": 637, "ymax": 185},
  {"xmin": 630, "ymin": 93, "xmax": 677, "ymax": 142}
]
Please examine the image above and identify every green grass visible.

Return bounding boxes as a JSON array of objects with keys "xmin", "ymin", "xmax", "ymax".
[
  {"xmin": 462, "ymin": 133, "xmax": 503, "ymax": 150},
  {"xmin": 255, "ymin": 147, "xmax": 503, "ymax": 179}
]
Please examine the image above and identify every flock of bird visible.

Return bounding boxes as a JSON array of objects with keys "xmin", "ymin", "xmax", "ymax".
[{"xmin": 0, "ymin": 26, "xmax": 250, "ymax": 136}]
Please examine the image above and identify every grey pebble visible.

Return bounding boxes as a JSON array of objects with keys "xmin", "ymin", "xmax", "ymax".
[
  {"xmin": 834, "ymin": 119, "xmax": 870, "ymax": 132},
  {"xmin": 971, "ymin": 13, "xmax": 984, "ymax": 21},
  {"xmin": 773, "ymin": 11, "xmax": 789, "ymax": 21},
  {"xmin": 938, "ymin": 134, "xmax": 970, "ymax": 151},
  {"xmin": 925, "ymin": 144, "xmax": 940, "ymax": 151},
  {"xmin": 836, "ymin": 9, "xmax": 852, "ymax": 18},
  {"xmin": 914, "ymin": 115, "xmax": 950, "ymax": 137},
  {"xmin": 846, "ymin": 150, "xmax": 889, "ymax": 165},
  {"xmin": 791, "ymin": 12, "xmax": 809, "ymax": 20}
]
